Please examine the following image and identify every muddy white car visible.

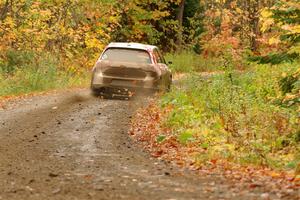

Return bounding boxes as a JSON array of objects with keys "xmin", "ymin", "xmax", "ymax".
[{"xmin": 91, "ymin": 42, "xmax": 172, "ymax": 96}]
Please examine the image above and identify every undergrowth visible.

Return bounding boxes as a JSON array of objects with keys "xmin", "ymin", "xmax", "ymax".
[
  {"xmin": 160, "ymin": 61, "xmax": 300, "ymax": 170},
  {"xmin": 165, "ymin": 51, "xmax": 224, "ymax": 73},
  {"xmin": 0, "ymin": 50, "xmax": 89, "ymax": 97}
]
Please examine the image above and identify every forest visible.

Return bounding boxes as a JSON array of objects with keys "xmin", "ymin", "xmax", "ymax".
[{"xmin": 0, "ymin": 0, "xmax": 299, "ymax": 175}]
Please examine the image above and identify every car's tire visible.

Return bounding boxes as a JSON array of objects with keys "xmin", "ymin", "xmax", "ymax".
[
  {"xmin": 91, "ymin": 88, "xmax": 101, "ymax": 97},
  {"xmin": 99, "ymin": 87, "xmax": 114, "ymax": 99}
]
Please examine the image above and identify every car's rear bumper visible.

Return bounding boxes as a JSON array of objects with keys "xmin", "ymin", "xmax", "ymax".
[{"xmin": 91, "ymin": 74, "xmax": 161, "ymax": 91}]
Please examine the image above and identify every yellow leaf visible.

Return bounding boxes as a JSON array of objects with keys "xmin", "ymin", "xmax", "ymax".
[
  {"xmin": 261, "ymin": 19, "xmax": 274, "ymax": 32},
  {"xmin": 261, "ymin": 9, "xmax": 273, "ymax": 18},
  {"xmin": 235, "ymin": 8, "xmax": 243, "ymax": 14},
  {"xmin": 269, "ymin": 36, "xmax": 281, "ymax": 45}
]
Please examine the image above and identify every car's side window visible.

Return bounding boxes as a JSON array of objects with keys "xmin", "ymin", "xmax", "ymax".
[
  {"xmin": 157, "ymin": 49, "xmax": 166, "ymax": 64},
  {"xmin": 153, "ymin": 49, "xmax": 164, "ymax": 64},
  {"xmin": 101, "ymin": 53, "xmax": 108, "ymax": 60}
]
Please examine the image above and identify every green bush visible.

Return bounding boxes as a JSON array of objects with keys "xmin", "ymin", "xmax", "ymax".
[
  {"xmin": 160, "ymin": 61, "xmax": 300, "ymax": 169},
  {"xmin": 0, "ymin": 50, "xmax": 36, "ymax": 74}
]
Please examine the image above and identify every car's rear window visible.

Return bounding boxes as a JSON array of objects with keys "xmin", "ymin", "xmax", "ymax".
[{"xmin": 101, "ymin": 48, "xmax": 152, "ymax": 64}]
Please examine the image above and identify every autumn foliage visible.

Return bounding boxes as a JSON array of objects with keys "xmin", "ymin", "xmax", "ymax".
[
  {"xmin": 130, "ymin": 100, "xmax": 299, "ymax": 197},
  {"xmin": 0, "ymin": 0, "xmax": 299, "ymax": 195}
]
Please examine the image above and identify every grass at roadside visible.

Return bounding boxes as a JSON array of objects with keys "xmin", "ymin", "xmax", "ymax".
[
  {"xmin": 165, "ymin": 51, "xmax": 224, "ymax": 73},
  {"xmin": 131, "ymin": 61, "xmax": 300, "ymax": 173},
  {"xmin": 160, "ymin": 62, "xmax": 300, "ymax": 170},
  {"xmin": 0, "ymin": 51, "xmax": 89, "ymax": 98}
]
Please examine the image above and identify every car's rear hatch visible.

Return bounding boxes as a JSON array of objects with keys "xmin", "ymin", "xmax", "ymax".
[
  {"xmin": 104, "ymin": 66, "xmax": 146, "ymax": 79},
  {"xmin": 97, "ymin": 61, "xmax": 159, "ymax": 80}
]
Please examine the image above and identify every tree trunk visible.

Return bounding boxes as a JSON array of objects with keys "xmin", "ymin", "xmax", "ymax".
[
  {"xmin": 0, "ymin": 0, "xmax": 10, "ymax": 21},
  {"xmin": 249, "ymin": 0, "xmax": 260, "ymax": 52},
  {"xmin": 176, "ymin": 0, "xmax": 185, "ymax": 51}
]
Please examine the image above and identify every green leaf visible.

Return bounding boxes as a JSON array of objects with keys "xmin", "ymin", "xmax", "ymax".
[
  {"xmin": 156, "ymin": 135, "xmax": 166, "ymax": 143},
  {"xmin": 178, "ymin": 130, "xmax": 195, "ymax": 144}
]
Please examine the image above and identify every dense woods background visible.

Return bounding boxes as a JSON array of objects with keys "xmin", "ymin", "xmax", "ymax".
[
  {"xmin": 1, "ymin": 0, "xmax": 299, "ymax": 66},
  {"xmin": 0, "ymin": 0, "xmax": 299, "ymax": 172}
]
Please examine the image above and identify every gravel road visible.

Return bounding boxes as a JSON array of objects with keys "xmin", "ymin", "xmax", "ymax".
[{"xmin": 0, "ymin": 89, "xmax": 297, "ymax": 200}]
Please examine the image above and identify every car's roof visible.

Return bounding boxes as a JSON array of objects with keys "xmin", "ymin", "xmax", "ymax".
[{"xmin": 106, "ymin": 42, "xmax": 157, "ymax": 51}]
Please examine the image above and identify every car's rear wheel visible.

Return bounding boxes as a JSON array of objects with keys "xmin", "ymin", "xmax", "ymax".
[
  {"xmin": 91, "ymin": 89, "xmax": 99, "ymax": 97},
  {"xmin": 91, "ymin": 87, "xmax": 110, "ymax": 98}
]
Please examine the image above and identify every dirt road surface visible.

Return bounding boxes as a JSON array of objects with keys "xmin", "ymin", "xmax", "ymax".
[{"xmin": 0, "ymin": 89, "xmax": 298, "ymax": 200}]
